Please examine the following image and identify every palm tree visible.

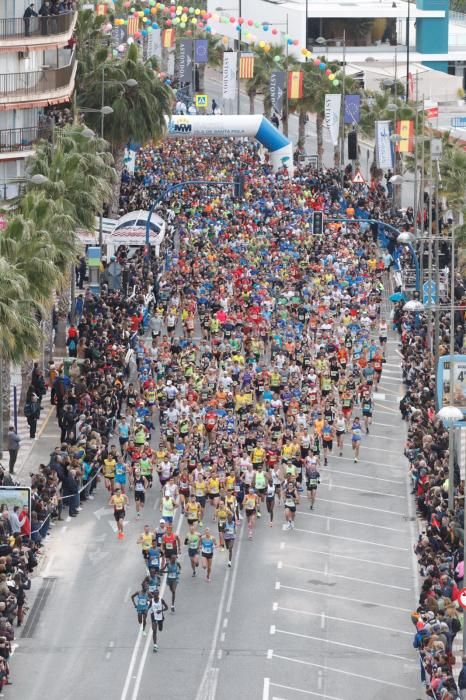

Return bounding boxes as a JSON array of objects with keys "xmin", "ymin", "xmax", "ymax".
[
  {"xmin": 75, "ymin": 8, "xmax": 109, "ymax": 93},
  {"xmin": 77, "ymin": 44, "xmax": 172, "ymax": 214}
]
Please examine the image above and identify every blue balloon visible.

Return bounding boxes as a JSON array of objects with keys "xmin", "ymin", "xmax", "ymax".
[
  {"xmin": 287, "ymin": 38, "xmax": 293, "ymax": 45},
  {"xmin": 263, "ymin": 24, "xmax": 269, "ymax": 31},
  {"xmin": 152, "ymin": 22, "xmax": 159, "ymax": 28},
  {"xmin": 144, "ymin": 7, "xmax": 150, "ymax": 13},
  {"xmin": 205, "ymin": 25, "xmax": 212, "ymax": 32},
  {"xmin": 319, "ymin": 62, "xmax": 326, "ymax": 70},
  {"xmin": 141, "ymin": 29, "xmax": 148, "ymax": 36}
]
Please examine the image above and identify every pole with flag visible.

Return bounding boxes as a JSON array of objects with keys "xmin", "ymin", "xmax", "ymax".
[{"xmin": 287, "ymin": 71, "xmax": 303, "ymax": 100}]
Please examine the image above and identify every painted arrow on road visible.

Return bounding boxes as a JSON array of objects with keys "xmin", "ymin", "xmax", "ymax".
[
  {"xmin": 94, "ymin": 507, "xmax": 114, "ymax": 520},
  {"xmin": 108, "ymin": 520, "xmax": 129, "ymax": 534}
]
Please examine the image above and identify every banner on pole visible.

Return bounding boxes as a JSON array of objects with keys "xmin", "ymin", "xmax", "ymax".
[
  {"xmin": 239, "ymin": 54, "xmax": 254, "ymax": 80},
  {"xmin": 195, "ymin": 39, "xmax": 208, "ymax": 64},
  {"xmin": 324, "ymin": 93, "xmax": 341, "ymax": 146},
  {"xmin": 162, "ymin": 28, "xmax": 175, "ymax": 49},
  {"xmin": 222, "ymin": 52, "xmax": 237, "ymax": 100},
  {"xmin": 270, "ymin": 71, "xmax": 286, "ymax": 113},
  {"xmin": 179, "ymin": 39, "xmax": 193, "ymax": 87},
  {"xmin": 344, "ymin": 94, "xmax": 361, "ymax": 125},
  {"xmin": 127, "ymin": 17, "xmax": 139, "ymax": 36},
  {"xmin": 287, "ymin": 71, "xmax": 303, "ymax": 99},
  {"xmin": 396, "ymin": 119, "xmax": 414, "ymax": 153},
  {"xmin": 375, "ymin": 120, "xmax": 393, "ymax": 169}
]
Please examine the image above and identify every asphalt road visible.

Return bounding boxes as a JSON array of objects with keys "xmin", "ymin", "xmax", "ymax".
[{"xmin": 10, "ymin": 333, "xmax": 421, "ymax": 700}]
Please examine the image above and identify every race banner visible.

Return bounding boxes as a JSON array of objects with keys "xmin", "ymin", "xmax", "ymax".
[
  {"xmin": 239, "ymin": 54, "xmax": 254, "ymax": 80},
  {"xmin": 396, "ymin": 119, "xmax": 414, "ymax": 153},
  {"xmin": 222, "ymin": 52, "xmax": 237, "ymax": 100},
  {"xmin": 375, "ymin": 120, "xmax": 393, "ymax": 169},
  {"xmin": 270, "ymin": 71, "xmax": 285, "ymax": 113},
  {"xmin": 195, "ymin": 39, "xmax": 208, "ymax": 64},
  {"xmin": 324, "ymin": 93, "xmax": 341, "ymax": 146},
  {"xmin": 127, "ymin": 17, "xmax": 139, "ymax": 36},
  {"xmin": 344, "ymin": 94, "xmax": 361, "ymax": 125},
  {"xmin": 287, "ymin": 71, "xmax": 303, "ymax": 99},
  {"xmin": 179, "ymin": 39, "xmax": 193, "ymax": 87}
]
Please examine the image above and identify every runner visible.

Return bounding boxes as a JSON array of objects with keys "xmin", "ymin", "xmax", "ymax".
[
  {"xmin": 162, "ymin": 554, "xmax": 181, "ymax": 612},
  {"xmin": 305, "ymin": 459, "xmax": 321, "ymax": 510},
  {"xmin": 184, "ymin": 523, "xmax": 201, "ymax": 576},
  {"xmin": 109, "ymin": 487, "xmax": 129, "ymax": 539},
  {"xmin": 284, "ymin": 481, "xmax": 299, "ymax": 530},
  {"xmin": 335, "ymin": 412, "xmax": 346, "ymax": 457},
  {"xmin": 243, "ymin": 486, "xmax": 258, "ymax": 540},
  {"xmin": 150, "ymin": 590, "xmax": 168, "ymax": 652},
  {"xmin": 200, "ymin": 528, "xmax": 217, "ymax": 582},
  {"xmin": 223, "ymin": 512, "xmax": 236, "ymax": 567},
  {"xmin": 351, "ymin": 416, "xmax": 363, "ymax": 463},
  {"xmin": 265, "ymin": 477, "xmax": 276, "ymax": 527},
  {"xmin": 133, "ymin": 467, "xmax": 149, "ymax": 517},
  {"xmin": 131, "ymin": 584, "xmax": 150, "ymax": 635},
  {"xmin": 137, "ymin": 524, "xmax": 154, "ymax": 562}
]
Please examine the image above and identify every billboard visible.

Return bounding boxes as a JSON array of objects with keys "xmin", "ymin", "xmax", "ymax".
[
  {"xmin": 436, "ymin": 355, "xmax": 466, "ymax": 414},
  {"xmin": 0, "ymin": 486, "xmax": 31, "ymax": 514}
]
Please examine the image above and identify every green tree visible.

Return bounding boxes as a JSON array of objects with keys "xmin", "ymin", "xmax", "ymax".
[
  {"xmin": 75, "ymin": 8, "xmax": 109, "ymax": 92},
  {"xmin": 77, "ymin": 45, "xmax": 171, "ymax": 210}
]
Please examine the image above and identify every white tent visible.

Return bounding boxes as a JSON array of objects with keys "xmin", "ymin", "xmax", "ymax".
[{"xmin": 104, "ymin": 209, "xmax": 166, "ymax": 257}]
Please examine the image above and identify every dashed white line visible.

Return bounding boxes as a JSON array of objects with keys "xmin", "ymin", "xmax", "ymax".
[{"xmin": 320, "ymin": 612, "xmax": 326, "ymax": 629}]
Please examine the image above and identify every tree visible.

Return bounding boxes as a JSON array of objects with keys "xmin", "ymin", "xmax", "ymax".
[
  {"xmin": 75, "ymin": 8, "xmax": 109, "ymax": 93},
  {"xmin": 77, "ymin": 44, "xmax": 172, "ymax": 215}
]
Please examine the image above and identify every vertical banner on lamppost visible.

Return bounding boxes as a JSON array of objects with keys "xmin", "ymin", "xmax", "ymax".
[
  {"xmin": 270, "ymin": 71, "xmax": 285, "ymax": 113},
  {"xmin": 179, "ymin": 38, "xmax": 193, "ymax": 87},
  {"xmin": 222, "ymin": 52, "xmax": 237, "ymax": 100},
  {"xmin": 344, "ymin": 94, "xmax": 361, "ymax": 124},
  {"xmin": 375, "ymin": 120, "xmax": 393, "ymax": 169},
  {"xmin": 195, "ymin": 39, "xmax": 208, "ymax": 64},
  {"xmin": 324, "ymin": 94, "xmax": 341, "ymax": 146}
]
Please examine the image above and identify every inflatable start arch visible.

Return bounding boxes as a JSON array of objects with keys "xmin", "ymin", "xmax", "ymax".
[{"xmin": 166, "ymin": 115, "xmax": 294, "ymax": 174}]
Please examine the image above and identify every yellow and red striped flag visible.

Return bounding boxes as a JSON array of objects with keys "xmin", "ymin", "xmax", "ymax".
[
  {"xmin": 239, "ymin": 54, "xmax": 254, "ymax": 80},
  {"xmin": 96, "ymin": 4, "xmax": 108, "ymax": 15},
  {"xmin": 287, "ymin": 71, "xmax": 303, "ymax": 99},
  {"xmin": 127, "ymin": 16, "xmax": 139, "ymax": 36},
  {"xmin": 396, "ymin": 119, "xmax": 414, "ymax": 153},
  {"xmin": 162, "ymin": 28, "xmax": 176, "ymax": 49}
]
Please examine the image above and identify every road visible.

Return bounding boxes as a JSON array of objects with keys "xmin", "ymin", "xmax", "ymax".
[{"xmin": 11, "ymin": 334, "xmax": 421, "ymax": 700}]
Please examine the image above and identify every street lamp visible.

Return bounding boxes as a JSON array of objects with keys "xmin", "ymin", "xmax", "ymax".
[{"xmin": 315, "ymin": 33, "xmax": 346, "ymax": 183}]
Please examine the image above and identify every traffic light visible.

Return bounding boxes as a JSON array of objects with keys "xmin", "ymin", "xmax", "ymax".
[
  {"xmin": 312, "ymin": 210, "xmax": 324, "ymax": 236},
  {"xmin": 348, "ymin": 131, "xmax": 358, "ymax": 160},
  {"xmin": 233, "ymin": 173, "xmax": 245, "ymax": 200}
]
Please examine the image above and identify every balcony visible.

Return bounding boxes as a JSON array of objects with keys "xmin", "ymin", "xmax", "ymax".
[
  {"xmin": 0, "ymin": 51, "xmax": 76, "ymax": 111},
  {"xmin": 0, "ymin": 126, "xmax": 52, "ymax": 159},
  {"xmin": 0, "ymin": 11, "xmax": 77, "ymax": 51}
]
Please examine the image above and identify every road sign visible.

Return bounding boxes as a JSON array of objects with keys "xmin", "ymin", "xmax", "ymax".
[
  {"xmin": 195, "ymin": 94, "xmax": 208, "ymax": 108},
  {"xmin": 423, "ymin": 280, "xmax": 437, "ymax": 305},
  {"xmin": 352, "ymin": 170, "xmax": 365, "ymax": 184},
  {"xmin": 451, "ymin": 116, "xmax": 466, "ymax": 128},
  {"xmin": 459, "ymin": 588, "xmax": 466, "ymax": 609}
]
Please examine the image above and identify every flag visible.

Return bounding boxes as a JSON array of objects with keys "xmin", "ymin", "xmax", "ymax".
[
  {"xmin": 195, "ymin": 39, "xmax": 208, "ymax": 64},
  {"xmin": 162, "ymin": 28, "xmax": 175, "ymax": 49},
  {"xmin": 270, "ymin": 71, "xmax": 285, "ymax": 113},
  {"xmin": 375, "ymin": 120, "xmax": 393, "ymax": 169},
  {"xmin": 239, "ymin": 54, "xmax": 254, "ymax": 80},
  {"xmin": 96, "ymin": 3, "xmax": 108, "ymax": 15},
  {"xmin": 179, "ymin": 39, "xmax": 193, "ymax": 87},
  {"xmin": 222, "ymin": 52, "xmax": 237, "ymax": 100},
  {"xmin": 396, "ymin": 120, "xmax": 414, "ymax": 153},
  {"xmin": 344, "ymin": 95, "xmax": 361, "ymax": 125},
  {"xmin": 287, "ymin": 71, "xmax": 303, "ymax": 100},
  {"xmin": 324, "ymin": 94, "xmax": 341, "ymax": 146},
  {"xmin": 127, "ymin": 17, "xmax": 139, "ymax": 36}
]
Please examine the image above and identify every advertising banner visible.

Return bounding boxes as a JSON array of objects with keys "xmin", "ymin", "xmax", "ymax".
[
  {"xmin": 270, "ymin": 71, "xmax": 285, "ymax": 113},
  {"xmin": 222, "ymin": 52, "xmax": 237, "ymax": 100},
  {"xmin": 375, "ymin": 120, "xmax": 393, "ymax": 169},
  {"xmin": 324, "ymin": 93, "xmax": 341, "ymax": 146}
]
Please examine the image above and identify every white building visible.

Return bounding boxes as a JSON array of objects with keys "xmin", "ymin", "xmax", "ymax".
[{"xmin": 0, "ymin": 1, "xmax": 77, "ymax": 199}]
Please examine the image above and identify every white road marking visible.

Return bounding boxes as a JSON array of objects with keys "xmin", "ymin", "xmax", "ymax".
[
  {"xmin": 262, "ymin": 678, "xmax": 270, "ymax": 700},
  {"xmin": 279, "ymin": 584, "xmax": 413, "ymax": 613},
  {"xmin": 276, "ymin": 607, "xmax": 412, "ymax": 635},
  {"xmin": 271, "ymin": 681, "xmax": 345, "ymax": 700},
  {"xmin": 270, "ymin": 625, "xmax": 276, "ymax": 635},
  {"xmin": 326, "ymin": 518, "xmax": 330, "ymax": 532},
  {"xmin": 282, "ymin": 543, "xmax": 410, "ymax": 570},
  {"xmin": 106, "ymin": 640, "xmax": 115, "ymax": 660},
  {"xmin": 277, "ymin": 561, "xmax": 283, "ymax": 570},
  {"xmin": 270, "ymin": 653, "xmax": 416, "ymax": 690},
  {"xmin": 320, "ymin": 612, "xmax": 326, "ymax": 629},
  {"xmin": 267, "ymin": 649, "xmax": 273, "ymax": 660},
  {"xmin": 220, "ymin": 632, "xmax": 225, "ymax": 643},
  {"xmin": 293, "ymin": 527, "xmax": 409, "ymax": 551},
  {"xmin": 348, "ymin": 444, "xmax": 404, "ymax": 456},
  {"xmin": 315, "ymin": 497, "xmax": 405, "ymax": 516},
  {"xmin": 296, "ymin": 511, "xmax": 405, "ymax": 533},
  {"xmin": 372, "ymin": 392, "xmax": 386, "ymax": 400},
  {"xmin": 332, "ymin": 455, "xmax": 405, "ymax": 471},
  {"xmin": 371, "ymin": 421, "xmax": 398, "ymax": 428},
  {"xmin": 276, "ymin": 629, "xmax": 411, "ymax": 661},
  {"xmin": 275, "ymin": 581, "xmax": 281, "ymax": 590},
  {"xmin": 216, "ymin": 650, "xmax": 222, "ymax": 660},
  {"xmin": 318, "ymin": 482, "xmax": 405, "ymax": 499},
  {"xmin": 322, "ymin": 468, "xmax": 403, "ymax": 484},
  {"xmin": 272, "ymin": 602, "xmax": 278, "ymax": 611},
  {"xmin": 281, "ymin": 563, "xmax": 410, "ymax": 591},
  {"xmin": 222, "ymin": 618, "xmax": 228, "ymax": 629}
]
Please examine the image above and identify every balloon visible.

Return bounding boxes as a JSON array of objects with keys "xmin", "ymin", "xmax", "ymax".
[
  {"xmin": 188, "ymin": 6, "xmax": 194, "ymax": 12},
  {"xmin": 333, "ymin": 79, "xmax": 339, "ymax": 86},
  {"xmin": 198, "ymin": 21, "xmax": 204, "ymax": 28},
  {"xmin": 328, "ymin": 73, "xmax": 335, "ymax": 80},
  {"xmin": 147, "ymin": 25, "xmax": 153, "ymax": 32},
  {"xmin": 183, "ymin": 5, "xmax": 188, "ymax": 11},
  {"xmin": 144, "ymin": 7, "xmax": 150, "ymax": 13},
  {"xmin": 142, "ymin": 17, "xmax": 148, "ymax": 22},
  {"xmin": 314, "ymin": 58, "xmax": 320, "ymax": 65},
  {"xmin": 222, "ymin": 36, "xmax": 228, "ymax": 44},
  {"xmin": 141, "ymin": 29, "xmax": 148, "ymax": 36},
  {"xmin": 173, "ymin": 16, "xmax": 179, "ymax": 24},
  {"xmin": 130, "ymin": 6, "xmax": 136, "ymax": 12},
  {"xmin": 259, "ymin": 40, "xmax": 265, "ymax": 48},
  {"xmin": 127, "ymin": 36, "xmax": 134, "ymax": 44},
  {"xmin": 236, "ymin": 25, "xmax": 241, "ymax": 32},
  {"xmin": 319, "ymin": 62, "xmax": 326, "ymax": 70},
  {"xmin": 205, "ymin": 25, "xmax": 212, "ymax": 32},
  {"xmin": 191, "ymin": 17, "xmax": 197, "ymax": 24},
  {"xmin": 238, "ymin": 17, "xmax": 244, "ymax": 24},
  {"xmin": 151, "ymin": 7, "xmax": 157, "ymax": 13},
  {"xmin": 273, "ymin": 55, "xmax": 280, "ymax": 62},
  {"xmin": 247, "ymin": 19, "xmax": 253, "ymax": 26},
  {"xmin": 325, "ymin": 68, "xmax": 331, "ymax": 75},
  {"xmin": 229, "ymin": 16, "xmax": 236, "ymax": 23},
  {"xmin": 123, "ymin": 1, "xmax": 131, "ymax": 7},
  {"xmin": 135, "ymin": 31, "xmax": 142, "ymax": 38},
  {"xmin": 170, "ymin": 4, "xmax": 175, "ymax": 11},
  {"xmin": 194, "ymin": 7, "xmax": 200, "ymax": 14},
  {"xmin": 264, "ymin": 44, "xmax": 270, "ymax": 52},
  {"xmin": 272, "ymin": 28, "xmax": 278, "ymax": 35},
  {"xmin": 149, "ymin": 0, "xmax": 156, "ymax": 5},
  {"xmin": 287, "ymin": 38, "xmax": 292, "ymax": 45},
  {"xmin": 181, "ymin": 12, "xmax": 187, "ymax": 20},
  {"xmin": 245, "ymin": 32, "xmax": 251, "ymax": 40},
  {"xmin": 263, "ymin": 24, "xmax": 269, "ymax": 31},
  {"xmin": 179, "ymin": 21, "xmax": 185, "ymax": 27},
  {"xmin": 176, "ymin": 4, "xmax": 182, "ymax": 11},
  {"xmin": 166, "ymin": 18, "xmax": 172, "ymax": 25},
  {"xmin": 152, "ymin": 21, "xmax": 159, "ymax": 28},
  {"xmin": 293, "ymin": 39, "xmax": 299, "ymax": 45},
  {"xmin": 118, "ymin": 44, "xmax": 125, "ymax": 52},
  {"xmin": 254, "ymin": 21, "xmax": 260, "ymax": 28}
]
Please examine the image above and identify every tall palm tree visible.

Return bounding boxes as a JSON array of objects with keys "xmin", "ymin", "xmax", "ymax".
[
  {"xmin": 77, "ymin": 44, "xmax": 172, "ymax": 214},
  {"xmin": 75, "ymin": 8, "xmax": 109, "ymax": 93}
]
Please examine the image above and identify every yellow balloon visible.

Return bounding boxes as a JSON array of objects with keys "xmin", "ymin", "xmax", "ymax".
[
  {"xmin": 245, "ymin": 32, "xmax": 252, "ymax": 40},
  {"xmin": 181, "ymin": 13, "xmax": 187, "ymax": 21},
  {"xmin": 222, "ymin": 36, "xmax": 228, "ymax": 44},
  {"xmin": 194, "ymin": 7, "xmax": 200, "ymax": 14},
  {"xmin": 264, "ymin": 44, "xmax": 271, "ymax": 52},
  {"xmin": 329, "ymin": 73, "xmax": 335, "ymax": 80},
  {"xmin": 259, "ymin": 40, "xmax": 265, "ymax": 48},
  {"xmin": 191, "ymin": 17, "xmax": 197, "ymax": 24},
  {"xmin": 300, "ymin": 48, "xmax": 307, "ymax": 56},
  {"xmin": 138, "ymin": 10, "xmax": 144, "ymax": 17},
  {"xmin": 177, "ymin": 4, "xmax": 182, "ymax": 11}
]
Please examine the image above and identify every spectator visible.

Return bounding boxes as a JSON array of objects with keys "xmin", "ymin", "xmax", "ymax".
[{"xmin": 6, "ymin": 427, "xmax": 20, "ymax": 475}]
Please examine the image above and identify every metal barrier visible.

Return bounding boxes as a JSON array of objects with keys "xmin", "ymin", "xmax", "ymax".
[
  {"xmin": 0, "ymin": 125, "xmax": 51, "ymax": 153},
  {"xmin": 0, "ymin": 12, "xmax": 75, "ymax": 40}
]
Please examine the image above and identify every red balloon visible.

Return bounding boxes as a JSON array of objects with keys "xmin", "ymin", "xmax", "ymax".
[
  {"xmin": 170, "ymin": 5, "xmax": 175, "ymax": 11},
  {"xmin": 183, "ymin": 6, "xmax": 188, "ymax": 12},
  {"xmin": 325, "ymin": 68, "xmax": 331, "ymax": 75},
  {"xmin": 314, "ymin": 58, "xmax": 320, "ymax": 65},
  {"xmin": 238, "ymin": 16, "xmax": 244, "ymax": 24},
  {"xmin": 292, "ymin": 39, "xmax": 299, "ymax": 45},
  {"xmin": 271, "ymin": 28, "xmax": 277, "ymax": 35},
  {"xmin": 229, "ymin": 16, "xmax": 236, "ymax": 23},
  {"xmin": 197, "ymin": 21, "xmax": 203, "ymax": 28},
  {"xmin": 166, "ymin": 18, "xmax": 172, "ymax": 26},
  {"xmin": 247, "ymin": 19, "xmax": 253, "ymax": 26}
]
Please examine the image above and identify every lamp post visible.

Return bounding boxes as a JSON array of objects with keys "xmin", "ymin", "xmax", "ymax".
[{"xmin": 315, "ymin": 33, "xmax": 346, "ymax": 184}]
